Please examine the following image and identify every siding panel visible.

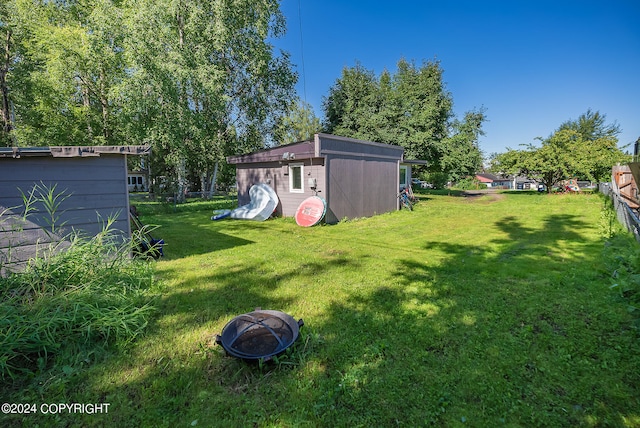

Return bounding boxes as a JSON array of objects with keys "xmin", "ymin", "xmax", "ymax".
[
  {"xmin": 0, "ymin": 155, "xmax": 131, "ymax": 271},
  {"xmin": 235, "ymin": 159, "xmax": 325, "ymax": 218}
]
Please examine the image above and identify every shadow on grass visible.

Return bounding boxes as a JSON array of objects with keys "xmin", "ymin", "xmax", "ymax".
[
  {"xmin": 138, "ymin": 213, "xmax": 262, "ymax": 259},
  {"xmin": 295, "ymin": 212, "xmax": 639, "ymax": 426},
  {"xmin": 16, "ymin": 207, "xmax": 639, "ymax": 427},
  {"xmin": 35, "ymin": 253, "xmax": 366, "ymax": 426}
]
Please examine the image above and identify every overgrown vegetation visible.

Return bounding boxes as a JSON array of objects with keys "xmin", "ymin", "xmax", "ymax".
[
  {"xmin": 600, "ymin": 197, "xmax": 640, "ymax": 330},
  {"xmin": 3, "ymin": 191, "xmax": 640, "ymax": 427},
  {"xmin": 0, "ymin": 186, "xmax": 158, "ymax": 386}
]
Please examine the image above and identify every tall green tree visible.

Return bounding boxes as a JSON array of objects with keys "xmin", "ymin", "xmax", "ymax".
[
  {"xmin": 559, "ymin": 108, "xmax": 621, "ymax": 141},
  {"xmin": 0, "ymin": 0, "xmax": 14, "ymax": 146},
  {"xmin": 323, "ymin": 62, "xmax": 379, "ymax": 139},
  {"xmin": 391, "ymin": 59, "xmax": 453, "ymax": 162},
  {"xmin": 440, "ymin": 108, "xmax": 486, "ymax": 182},
  {"xmin": 495, "ymin": 110, "xmax": 628, "ymax": 192},
  {"xmin": 275, "ymin": 99, "xmax": 321, "ymax": 145},
  {"xmin": 322, "ymin": 58, "xmax": 482, "ymax": 180},
  {"xmin": 558, "ymin": 109, "xmax": 625, "ymax": 181},
  {"xmin": 8, "ymin": 0, "xmax": 126, "ymax": 146},
  {"xmin": 121, "ymin": 0, "xmax": 296, "ymax": 201},
  {"xmin": 1, "ymin": 0, "xmax": 296, "ymax": 199}
]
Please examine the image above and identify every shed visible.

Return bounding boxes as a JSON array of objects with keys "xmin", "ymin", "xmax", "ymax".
[
  {"xmin": 0, "ymin": 145, "xmax": 150, "ymax": 272},
  {"xmin": 227, "ymin": 133, "xmax": 422, "ymax": 223}
]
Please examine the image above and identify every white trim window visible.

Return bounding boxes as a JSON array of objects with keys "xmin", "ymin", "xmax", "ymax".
[
  {"xmin": 289, "ymin": 163, "xmax": 304, "ymax": 193},
  {"xmin": 399, "ymin": 165, "xmax": 408, "ymax": 189}
]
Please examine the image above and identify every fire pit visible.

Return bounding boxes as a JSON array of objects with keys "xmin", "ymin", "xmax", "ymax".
[{"xmin": 215, "ymin": 309, "xmax": 304, "ymax": 361}]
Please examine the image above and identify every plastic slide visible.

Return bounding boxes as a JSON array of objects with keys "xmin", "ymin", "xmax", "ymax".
[{"xmin": 230, "ymin": 183, "xmax": 279, "ymax": 221}]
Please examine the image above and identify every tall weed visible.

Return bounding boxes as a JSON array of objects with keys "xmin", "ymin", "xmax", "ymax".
[{"xmin": 0, "ymin": 184, "xmax": 157, "ymax": 381}]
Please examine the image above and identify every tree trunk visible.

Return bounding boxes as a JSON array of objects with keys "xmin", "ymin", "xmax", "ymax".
[
  {"xmin": 176, "ymin": 156, "xmax": 187, "ymax": 203},
  {"xmin": 174, "ymin": 1, "xmax": 187, "ymax": 204},
  {"xmin": 208, "ymin": 162, "xmax": 219, "ymax": 198},
  {"xmin": 0, "ymin": 29, "xmax": 12, "ymax": 145},
  {"xmin": 200, "ymin": 173, "xmax": 208, "ymax": 199},
  {"xmin": 82, "ymin": 79, "xmax": 93, "ymax": 141},
  {"xmin": 100, "ymin": 67, "xmax": 110, "ymax": 142}
]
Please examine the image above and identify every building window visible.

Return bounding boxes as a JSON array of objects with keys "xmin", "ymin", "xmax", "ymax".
[
  {"xmin": 289, "ymin": 163, "xmax": 303, "ymax": 193},
  {"xmin": 399, "ymin": 165, "xmax": 408, "ymax": 189}
]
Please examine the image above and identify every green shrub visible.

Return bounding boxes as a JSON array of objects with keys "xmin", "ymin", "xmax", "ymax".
[
  {"xmin": 603, "ymin": 233, "xmax": 640, "ymax": 325},
  {"xmin": 452, "ymin": 176, "xmax": 482, "ymax": 190},
  {"xmin": 424, "ymin": 171, "xmax": 449, "ymax": 189}
]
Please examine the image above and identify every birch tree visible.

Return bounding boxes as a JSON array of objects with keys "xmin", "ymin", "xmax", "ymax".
[
  {"xmin": 121, "ymin": 0, "xmax": 296, "ymax": 201},
  {"xmin": 0, "ymin": 0, "xmax": 14, "ymax": 146},
  {"xmin": 275, "ymin": 100, "xmax": 321, "ymax": 145}
]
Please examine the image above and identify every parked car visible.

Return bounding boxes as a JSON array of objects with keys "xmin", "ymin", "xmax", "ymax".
[{"xmin": 411, "ymin": 178, "xmax": 432, "ymax": 189}]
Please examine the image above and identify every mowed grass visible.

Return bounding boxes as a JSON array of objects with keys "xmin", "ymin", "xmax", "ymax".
[{"xmin": 5, "ymin": 191, "xmax": 640, "ymax": 427}]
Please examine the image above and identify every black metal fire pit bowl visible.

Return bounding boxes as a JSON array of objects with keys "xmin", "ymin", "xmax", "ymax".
[{"xmin": 215, "ymin": 309, "xmax": 304, "ymax": 362}]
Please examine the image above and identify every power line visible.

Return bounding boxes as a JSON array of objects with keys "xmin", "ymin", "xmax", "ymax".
[{"xmin": 297, "ymin": 0, "xmax": 307, "ymax": 103}]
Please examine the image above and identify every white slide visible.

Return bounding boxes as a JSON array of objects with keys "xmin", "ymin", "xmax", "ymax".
[{"xmin": 230, "ymin": 183, "xmax": 279, "ymax": 221}]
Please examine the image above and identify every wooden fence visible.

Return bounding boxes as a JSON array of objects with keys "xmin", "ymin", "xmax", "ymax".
[{"xmin": 600, "ymin": 182, "xmax": 640, "ymax": 241}]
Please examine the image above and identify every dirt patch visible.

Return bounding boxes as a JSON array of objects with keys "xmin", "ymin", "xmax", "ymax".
[{"xmin": 462, "ymin": 190, "xmax": 506, "ymax": 203}]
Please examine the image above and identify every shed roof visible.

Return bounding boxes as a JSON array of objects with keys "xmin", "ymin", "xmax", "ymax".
[
  {"xmin": 476, "ymin": 173, "xmax": 499, "ymax": 183},
  {"xmin": 227, "ymin": 133, "xmax": 426, "ymax": 165},
  {"xmin": 0, "ymin": 145, "xmax": 150, "ymax": 158}
]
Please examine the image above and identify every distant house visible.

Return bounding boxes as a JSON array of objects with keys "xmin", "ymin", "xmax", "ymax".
[
  {"xmin": 475, "ymin": 173, "xmax": 513, "ymax": 189},
  {"xmin": 127, "ymin": 173, "xmax": 147, "ymax": 192},
  {"xmin": 0, "ymin": 145, "xmax": 150, "ymax": 273},
  {"xmin": 128, "ymin": 156, "xmax": 149, "ymax": 192},
  {"xmin": 227, "ymin": 133, "xmax": 425, "ymax": 223}
]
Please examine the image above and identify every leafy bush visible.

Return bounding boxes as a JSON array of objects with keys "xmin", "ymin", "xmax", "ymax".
[
  {"xmin": 603, "ymin": 234, "xmax": 640, "ymax": 322},
  {"xmin": 422, "ymin": 171, "xmax": 450, "ymax": 189},
  {"xmin": 452, "ymin": 176, "xmax": 482, "ymax": 190}
]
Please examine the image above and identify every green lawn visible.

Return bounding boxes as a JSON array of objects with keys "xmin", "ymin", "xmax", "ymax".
[{"xmin": 4, "ymin": 191, "xmax": 640, "ymax": 427}]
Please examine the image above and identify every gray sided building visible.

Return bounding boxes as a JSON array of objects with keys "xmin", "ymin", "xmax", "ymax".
[
  {"xmin": 0, "ymin": 145, "xmax": 150, "ymax": 273},
  {"xmin": 227, "ymin": 133, "xmax": 421, "ymax": 224}
]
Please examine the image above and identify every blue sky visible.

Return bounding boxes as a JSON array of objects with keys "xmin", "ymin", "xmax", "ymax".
[{"xmin": 272, "ymin": 0, "xmax": 640, "ymax": 157}]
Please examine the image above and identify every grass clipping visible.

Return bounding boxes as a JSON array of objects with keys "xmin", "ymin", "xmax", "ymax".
[{"xmin": 0, "ymin": 225, "xmax": 157, "ymax": 380}]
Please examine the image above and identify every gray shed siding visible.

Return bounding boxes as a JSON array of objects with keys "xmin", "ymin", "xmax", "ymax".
[
  {"xmin": 323, "ymin": 155, "xmax": 398, "ymax": 223},
  {"xmin": 0, "ymin": 155, "xmax": 131, "ymax": 271},
  {"xmin": 0, "ymin": 155, "xmax": 130, "ymax": 237},
  {"xmin": 235, "ymin": 159, "xmax": 326, "ymax": 217},
  {"xmin": 318, "ymin": 134, "xmax": 402, "ymax": 223}
]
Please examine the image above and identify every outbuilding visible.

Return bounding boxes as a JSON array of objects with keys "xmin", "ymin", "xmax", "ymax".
[
  {"xmin": 227, "ymin": 133, "xmax": 424, "ymax": 223},
  {"xmin": 0, "ymin": 145, "xmax": 150, "ymax": 272}
]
